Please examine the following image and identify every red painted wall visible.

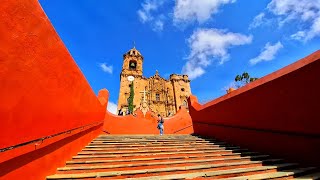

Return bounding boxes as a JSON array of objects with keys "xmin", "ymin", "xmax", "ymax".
[
  {"xmin": 0, "ymin": 123, "xmax": 103, "ymax": 180},
  {"xmin": 100, "ymin": 86, "xmax": 193, "ymax": 134},
  {"xmin": 188, "ymin": 50, "xmax": 320, "ymax": 167},
  {"xmin": 0, "ymin": 0, "xmax": 106, "ymax": 179},
  {"xmin": 0, "ymin": 0, "xmax": 105, "ymax": 149}
]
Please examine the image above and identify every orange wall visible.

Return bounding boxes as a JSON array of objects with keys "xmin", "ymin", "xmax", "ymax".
[
  {"xmin": 0, "ymin": 0, "xmax": 106, "ymax": 149},
  {"xmin": 99, "ymin": 88, "xmax": 193, "ymax": 134},
  {"xmin": 0, "ymin": 123, "xmax": 103, "ymax": 180},
  {"xmin": 0, "ymin": 0, "xmax": 106, "ymax": 179},
  {"xmin": 188, "ymin": 50, "xmax": 320, "ymax": 167}
]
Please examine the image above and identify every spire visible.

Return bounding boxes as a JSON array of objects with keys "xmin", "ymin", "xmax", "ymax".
[{"xmin": 133, "ymin": 41, "xmax": 136, "ymax": 48}]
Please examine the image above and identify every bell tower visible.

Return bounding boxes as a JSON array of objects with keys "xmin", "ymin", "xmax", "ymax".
[
  {"xmin": 120, "ymin": 47, "xmax": 143, "ymax": 77},
  {"xmin": 117, "ymin": 47, "xmax": 144, "ymax": 113}
]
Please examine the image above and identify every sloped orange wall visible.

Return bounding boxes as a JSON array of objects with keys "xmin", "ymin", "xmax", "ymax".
[
  {"xmin": 188, "ymin": 50, "xmax": 320, "ymax": 167},
  {"xmin": 0, "ymin": 0, "xmax": 105, "ymax": 149},
  {"xmin": 0, "ymin": 0, "xmax": 106, "ymax": 179}
]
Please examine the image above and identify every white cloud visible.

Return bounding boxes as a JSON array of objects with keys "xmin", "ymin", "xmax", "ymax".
[
  {"xmin": 107, "ymin": 101, "xmax": 118, "ymax": 115},
  {"xmin": 305, "ymin": 16, "xmax": 320, "ymax": 40},
  {"xmin": 173, "ymin": 0, "xmax": 236, "ymax": 24},
  {"xmin": 99, "ymin": 63, "xmax": 113, "ymax": 74},
  {"xmin": 182, "ymin": 28, "xmax": 252, "ymax": 80},
  {"xmin": 250, "ymin": 0, "xmax": 320, "ymax": 41},
  {"xmin": 249, "ymin": 13, "xmax": 268, "ymax": 29},
  {"xmin": 290, "ymin": 31, "xmax": 307, "ymax": 41},
  {"xmin": 249, "ymin": 41, "xmax": 283, "ymax": 65},
  {"xmin": 152, "ymin": 19, "xmax": 164, "ymax": 32},
  {"xmin": 267, "ymin": 0, "xmax": 319, "ymax": 20},
  {"xmin": 137, "ymin": 0, "xmax": 166, "ymax": 31},
  {"xmin": 137, "ymin": 10, "xmax": 149, "ymax": 23}
]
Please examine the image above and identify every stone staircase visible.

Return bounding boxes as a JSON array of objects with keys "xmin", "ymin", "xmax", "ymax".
[{"xmin": 47, "ymin": 135, "xmax": 320, "ymax": 179}]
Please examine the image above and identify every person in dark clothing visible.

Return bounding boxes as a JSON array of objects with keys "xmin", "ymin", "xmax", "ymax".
[{"xmin": 157, "ymin": 114, "xmax": 164, "ymax": 135}]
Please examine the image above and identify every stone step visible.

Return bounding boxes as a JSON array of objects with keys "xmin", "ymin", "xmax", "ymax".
[
  {"xmin": 219, "ymin": 167, "xmax": 317, "ymax": 180},
  {"xmin": 97, "ymin": 135, "xmax": 200, "ymax": 138},
  {"xmin": 124, "ymin": 166, "xmax": 314, "ymax": 180},
  {"xmin": 295, "ymin": 171, "xmax": 320, "ymax": 180},
  {"xmin": 95, "ymin": 136, "xmax": 217, "ymax": 138},
  {"xmin": 46, "ymin": 163, "xmax": 297, "ymax": 179},
  {"xmin": 66, "ymin": 154, "xmax": 270, "ymax": 165},
  {"xmin": 76, "ymin": 148, "xmax": 248, "ymax": 156},
  {"xmin": 87, "ymin": 143, "xmax": 228, "ymax": 148},
  {"xmin": 95, "ymin": 137, "xmax": 207, "ymax": 141},
  {"xmin": 84, "ymin": 144, "xmax": 224, "ymax": 149},
  {"xmin": 91, "ymin": 140, "xmax": 220, "ymax": 144},
  {"xmin": 89, "ymin": 142, "xmax": 226, "ymax": 147},
  {"xmin": 80, "ymin": 146, "xmax": 240, "ymax": 153},
  {"xmin": 72, "ymin": 150, "xmax": 252, "ymax": 159},
  {"xmin": 56, "ymin": 160, "xmax": 265, "ymax": 174},
  {"xmin": 95, "ymin": 139, "xmax": 209, "ymax": 142},
  {"xmin": 59, "ymin": 157, "xmax": 282, "ymax": 171},
  {"xmin": 71, "ymin": 152, "xmax": 252, "ymax": 161}
]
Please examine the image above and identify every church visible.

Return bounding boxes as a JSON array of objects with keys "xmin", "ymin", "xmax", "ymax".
[{"xmin": 117, "ymin": 46, "xmax": 192, "ymax": 117}]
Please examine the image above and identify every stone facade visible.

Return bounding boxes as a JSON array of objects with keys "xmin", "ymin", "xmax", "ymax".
[{"xmin": 117, "ymin": 47, "xmax": 191, "ymax": 117}]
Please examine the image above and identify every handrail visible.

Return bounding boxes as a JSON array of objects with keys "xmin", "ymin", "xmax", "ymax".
[
  {"xmin": 173, "ymin": 124, "xmax": 193, "ymax": 134},
  {"xmin": 0, "ymin": 121, "xmax": 103, "ymax": 153}
]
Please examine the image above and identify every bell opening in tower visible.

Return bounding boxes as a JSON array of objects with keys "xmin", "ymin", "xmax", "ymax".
[{"xmin": 129, "ymin": 60, "xmax": 137, "ymax": 70}]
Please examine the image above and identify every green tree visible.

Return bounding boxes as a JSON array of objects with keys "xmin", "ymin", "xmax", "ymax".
[
  {"xmin": 234, "ymin": 72, "xmax": 258, "ymax": 88},
  {"xmin": 128, "ymin": 82, "xmax": 134, "ymax": 113}
]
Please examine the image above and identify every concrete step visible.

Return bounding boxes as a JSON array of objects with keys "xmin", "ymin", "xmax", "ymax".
[
  {"xmin": 88, "ymin": 141, "xmax": 227, "ymax": 146},
  {"xmin": 84, "ymin": 144, "xmax": 224, "ymax": 149},
  {"xmin": 66, "ymin": 155, "xmax": 270, "ymax": 165},
  {"xmin": 46, "ymin": 163, "xmax": 297, "ymax": 179},
  {"xmin": 74, "ymin": 149, "xmax": 249, "ymax": 158},
  {"xmin": 71, "ymin": 152, "xmax": 260, "ymax": 163},
  {"xmin": 295, "ymin": 171, "xmax": 320, "ymax": 180},
  {"xmin": 219, "ymin": 167, "xmax": 317, "ymax": 180},
  {"xmin": 60, "ymin": 157, "xmax": 282, "ymax": 171},
  {"xmin": 90, "ymin": 141, "xmax": 213, "ymax": 145},
  {"xmin": 71, "ymin": 151, "xmax": 250, "ymax": 162},
  {"xmin": 94, "ymin": 138, "xmax": 217, "ymax": 142},
  {"xmin": 97, "ymin": 135, "xmax": 202, "ymax": 138},
  {"xmin": 79, "ymin": 146, "xmax": 240, "ymax": 153},
  {"xmin": 56, "ymin": 160, "xmax": 266, "ymax": 174},
  {"xmin": 124, "ymin": 165, "xmax": 313, "ymax": 180}
]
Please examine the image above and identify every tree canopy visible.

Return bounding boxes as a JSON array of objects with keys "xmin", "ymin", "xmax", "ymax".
[{"xmin": 234, "ymin": 72, "xmax": 258, "ymax": 88}]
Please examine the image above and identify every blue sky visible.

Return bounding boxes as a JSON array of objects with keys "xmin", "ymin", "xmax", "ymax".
[{"xmin": 40, "ymin": 0, "xmax": 320, "ymax": 113}]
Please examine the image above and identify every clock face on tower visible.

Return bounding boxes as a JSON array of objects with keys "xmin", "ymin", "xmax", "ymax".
[{"xmin": 179, "ymin": 80, "xmax": 184, "ymax": 86}]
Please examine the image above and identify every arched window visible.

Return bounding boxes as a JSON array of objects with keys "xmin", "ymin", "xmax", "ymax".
[{"xmin": 129, "ymin": 60, "xmax": 137, "ymax": 70}]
